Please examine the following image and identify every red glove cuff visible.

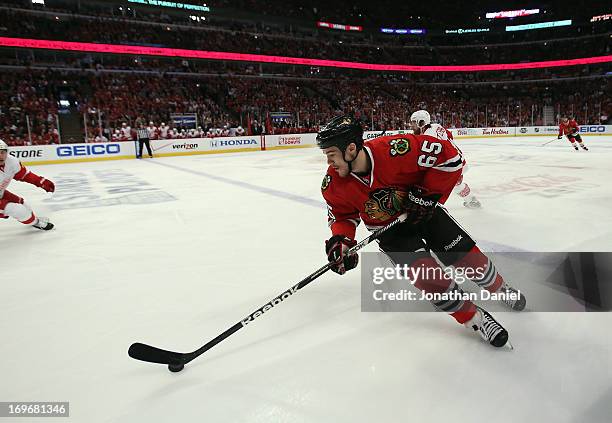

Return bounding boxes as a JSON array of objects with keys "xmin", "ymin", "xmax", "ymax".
[
  {"xmin": 17, "ymin": 169, "xmax": 44, "ymax": 187},
  {"xmin": 331, "ymin": 220, "xmax": 357, "ymax": 239}
]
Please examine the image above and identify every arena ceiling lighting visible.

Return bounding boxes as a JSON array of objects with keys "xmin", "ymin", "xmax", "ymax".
[
  {"xmin": 0, "ymin": 36, "xmax": 610, "ymax": 72},
  {"xmin": 506, "ymin": 20, "xmax": 572, "ymax": 32},
  {"xmin": 381, "ymin": 28, "xmax": 426, "ymax": 34},
  {"xmin": 316, "ymin": 21, "xmax": 363, "ymax": 31},
  {"xmin": 486, "ymin": 9, "xmax": 540, "ymax": 19},
  {"xmin": 590, "ymin": 14, "xmax": 611, "ymax": 23},
  {"xmin": 127, "ymin": 0, "xmax": 209, "ymax": 12},
  {"xmin": 445, "ymin": 28, "xmax": 490, "ymax": 34}
]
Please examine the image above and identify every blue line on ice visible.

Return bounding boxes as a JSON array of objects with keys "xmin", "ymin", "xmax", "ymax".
[{"xmin": 150, "ymin": 159, "xmax": 325, "ymax": 208}]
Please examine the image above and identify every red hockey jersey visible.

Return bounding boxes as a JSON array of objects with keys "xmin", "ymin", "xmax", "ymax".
[
  {"xmin": 322, "ymin": 134, "xmax": 463, "ymax": 239},
  {"xmin": 559, "ymin": 119, "xmax": 580, "ymax": 136}
]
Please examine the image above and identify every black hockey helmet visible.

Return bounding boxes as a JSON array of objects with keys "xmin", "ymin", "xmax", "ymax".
[{"xmin": 316, "ymin": 115, "xmax": 364, "ymax": 151}]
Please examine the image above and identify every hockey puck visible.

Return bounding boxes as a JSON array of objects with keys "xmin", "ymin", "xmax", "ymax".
[{"xmin": 168, "ymin": 363, "xmax": 184, "ymax": 373}]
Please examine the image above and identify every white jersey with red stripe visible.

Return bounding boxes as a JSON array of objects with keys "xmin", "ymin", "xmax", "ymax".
[
  {"xmin": 0, "ymin": 155, "xmax": 23, "ymax": 196},
  {"xmin": 423, "ymin": 123, "xmax": 452, "ymax": 141},
  {"xmin": 423, "ymin": 123, "xmax": 466, "ymax": 167}
]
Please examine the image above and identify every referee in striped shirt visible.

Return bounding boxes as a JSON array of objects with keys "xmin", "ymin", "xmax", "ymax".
[{"xmin": 136, "ymin": 124, "xmax": 153, "ymax": 159}]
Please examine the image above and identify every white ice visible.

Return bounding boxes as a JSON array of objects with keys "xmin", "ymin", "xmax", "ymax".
[{"xmin": 1, "ymin": 136, "xmax": 611, "ymax": 423}]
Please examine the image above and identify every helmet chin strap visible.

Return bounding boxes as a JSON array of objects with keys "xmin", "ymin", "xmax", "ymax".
[{"xmin": 343, "ymin": 144, "xmax": 366, "ymax": 174}]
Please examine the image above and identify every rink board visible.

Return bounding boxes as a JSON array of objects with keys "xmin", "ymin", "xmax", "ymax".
[{"xmin": 10, "ymin": 125, "xmax": 612, "ymax": 166}]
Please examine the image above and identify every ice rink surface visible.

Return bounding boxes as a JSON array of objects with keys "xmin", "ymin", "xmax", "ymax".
[{"xmin": 1, "ymin": 136, "xmax": 611, "ymax": 423}]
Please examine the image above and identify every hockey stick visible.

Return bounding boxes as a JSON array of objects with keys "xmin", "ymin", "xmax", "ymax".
[
  {"xmin": 541, "ymin": 137, "xmax": 560, "ymax": 146},
  {"xmin": 128, "ymin": 213, "xmax": 408, "ymax": 372}
]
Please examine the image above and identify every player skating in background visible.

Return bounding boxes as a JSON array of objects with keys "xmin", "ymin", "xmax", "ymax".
[
  {"xmin": 0, "ymin": 139, "xmax": 55, "ymax": 230},
  {"xmin": 318, "ymin": 116, "xmax": 525, "ymax": 348},
  {"xmin": 410, "ymin": 110, "xmax": 481, "ymax": 208},
  {"xmin": 558, "ymin": 116, "xmax": 588, "ymax": 151}
]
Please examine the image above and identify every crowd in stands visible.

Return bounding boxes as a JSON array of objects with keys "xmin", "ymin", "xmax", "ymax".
[
  {"xmin": 83, "ymin": 73, "xmax": 230, "ymax": 128},
  {"xmin": 91, "ymin": 121, "xmax": 247, "ymax": 143},
  {"xmin": 211, "ymin": 0, "xmax": 602, "ymax": 32},
  {"xmin": 1, "ymin": 68, "xmax": 608, "ymax": 146},
  {"xmin": 0, "ymin": 70, "xmax": 60, "ymax": 146},
  {"xmin": 0, "ymin": 0, "xmax": 609, "ymax": 145},
  {"xmin": 0, "ymin": 7, "xmax": 609, "ymax": 66},
  {"xmin": 8, "ymin": 0, "xmax": 606, "ymax": 40}
]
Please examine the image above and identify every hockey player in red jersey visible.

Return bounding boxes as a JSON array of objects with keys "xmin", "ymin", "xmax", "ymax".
[
  {"xmin": 410, "ymin": 110, "xmax": 481, "ymax": 209},
  {"xmin": 318, "ymin": 116, "xmax": 525, "ymax": 348},
  {"xmin": 0, "ymin": 139, "xmax": 55, "ymax": 230},
  {"xmin": 558, "ymin": 117, "xmax": 588, "ymax": 151}
]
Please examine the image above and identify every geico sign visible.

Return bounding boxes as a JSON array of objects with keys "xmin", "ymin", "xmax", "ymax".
[
  {"xmin": 210, "ymin": 139, "xmax": 258, "ymax": 147},
  {"xmin": 57, "ymin": 144, "xmax": 121, "ymax": 157},
  {"xmin": 579, "ymin": 126, "xmax": 606, "ymax": 133},
  {"xmin": 10, "ymin": 149, "xmax": 43, "ymax": 158}
]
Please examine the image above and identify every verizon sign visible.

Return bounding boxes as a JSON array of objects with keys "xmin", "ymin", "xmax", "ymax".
[{"xmin": 486, "ymin": 9, "xmax": 540, "ymax": 19}]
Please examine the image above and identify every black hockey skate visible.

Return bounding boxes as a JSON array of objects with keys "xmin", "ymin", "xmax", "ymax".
[
  {"xmin": 500, "ymin": 283, "xmax": 526, "ymax": 311},
  {"xmin": 33, "ymin": 217, "xmax": 54, "ymax": 231},
  {"xmin": 465, "ymin": 307, "xmax": 509, "ymax": 348}
]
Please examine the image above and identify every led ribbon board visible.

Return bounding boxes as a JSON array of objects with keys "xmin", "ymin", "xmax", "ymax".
[
  {"xmin": 317, "ymin": 21, "xmax": 362, "ymax": 31},
  {"xmin": 0, "ymin": 37, "xmax": 609, "ymax": 72},
  {"xmin": 445, "ymin": 28, "xmax": 490, "ymax": 34},
  {"xmin": 127, "ymin": 0, "xmax": 210, "ymax": 12},
  {"xmin": 506, "ymin": 20, "xmax": 572, "ymax": 31},
  {"xmin": 381, "ymin": 28, "xmax": 426, "ymax": 34},
  {"xmin": 486, "ymin": 9, "xmax": 540, "ymax": 19}
]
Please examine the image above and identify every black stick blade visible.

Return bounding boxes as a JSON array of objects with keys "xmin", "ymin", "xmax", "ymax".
[{"xmin": 128, "ymin": 342, "xmax": 184, "ymax": 366}]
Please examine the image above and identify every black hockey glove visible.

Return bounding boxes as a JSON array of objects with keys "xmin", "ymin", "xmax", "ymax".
[
  {"xmin": 558, "ymin": 135, "xmax": 563, "ymax": 139},
  {"xmin": 403, "ymin": 187, "xmax": 441, "ymax": 225},
  {"xmin": 325, "ymin": 235, "xmax": 358, "ymax": 275}
]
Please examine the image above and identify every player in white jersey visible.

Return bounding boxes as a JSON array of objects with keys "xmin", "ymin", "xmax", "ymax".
[
  {"xmin": 159, "ymin": 123, "xmax": 170, "ymax": 139},
  {"xmin": 147, "ymin": 122, "xmax": 158, "ymax": 140},
  {"xmin": 120, "ymin": 122, "xmax": 132, "ymax": 141},
  {"xmin": 410, "ymin": 110, "xmax": 481, "ymax": 209},
  {"xmin": 0, "ymin": 139, "xmax": 55, "ymax": 230}
]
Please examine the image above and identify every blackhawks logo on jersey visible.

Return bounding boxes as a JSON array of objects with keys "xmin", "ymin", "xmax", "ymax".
[
  {"xmin": 389, "ymin": 138, "xmax": 411, "ymax": 156},
  {"xmin": 364, "ymin": 188, "xmax": 407, "ymax": 221},
  {"xmin": 321, "ymin": 174, "xmax": 332, "ymax": 191}
]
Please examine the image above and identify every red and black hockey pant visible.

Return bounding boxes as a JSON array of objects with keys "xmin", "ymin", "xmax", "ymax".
[
  {"xmin": 566, "ymin": 132, "xmax": 583, "ymax": 143},
  {"xmin": 377, "ymin": 206, "xmax": 504, "ymax": 324}
]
